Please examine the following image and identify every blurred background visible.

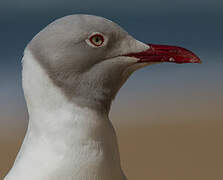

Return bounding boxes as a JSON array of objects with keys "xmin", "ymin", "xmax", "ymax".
[{"xmin": 0, "ymin": 0, "xmax": 223, "ymax": 179}]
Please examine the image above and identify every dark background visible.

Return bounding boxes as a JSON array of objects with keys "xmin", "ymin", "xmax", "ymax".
[{"xmin": 0, "ymin": 0, "xmax": 223, "ymax": 179}]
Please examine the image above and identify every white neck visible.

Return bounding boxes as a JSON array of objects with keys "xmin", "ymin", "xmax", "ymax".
[{"xmin": 5, "ymin": 49, "xmax": 125, "ymax": 180}]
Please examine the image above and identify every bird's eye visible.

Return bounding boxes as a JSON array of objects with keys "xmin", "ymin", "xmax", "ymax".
[{"xmin": 89, "ymin": 34, "xmax": 104, "ymax": 47}]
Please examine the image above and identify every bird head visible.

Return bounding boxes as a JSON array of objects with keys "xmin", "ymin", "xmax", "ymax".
[{"xmin": 27, "ymin": 14, "xmax": 201, "ymax": 113}]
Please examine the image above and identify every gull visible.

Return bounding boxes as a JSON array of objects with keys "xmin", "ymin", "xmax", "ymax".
[{"xmin": 4, "ymin": 14, "xmax": 201, "ymax": 180}]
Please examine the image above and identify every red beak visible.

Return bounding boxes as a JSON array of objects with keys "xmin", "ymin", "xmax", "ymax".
[{"xmin": 124, "ymin": 44, "xmax": 201, "ymax": 64}]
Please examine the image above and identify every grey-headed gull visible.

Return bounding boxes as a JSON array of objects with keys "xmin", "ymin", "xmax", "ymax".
[{"xmin": 4, "ymin": 14, "xmax": 201, "ymax": 180}]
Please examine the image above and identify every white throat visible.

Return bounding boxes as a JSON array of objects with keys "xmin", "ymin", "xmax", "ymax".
[{"xmin": 5, "ymin": 49, "xmax": 125, "ymax": 180}]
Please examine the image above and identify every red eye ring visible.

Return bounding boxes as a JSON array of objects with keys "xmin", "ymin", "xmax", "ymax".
[{"xmin": 89, "ymin": 34, "xmax": 104, "ymax": 47}]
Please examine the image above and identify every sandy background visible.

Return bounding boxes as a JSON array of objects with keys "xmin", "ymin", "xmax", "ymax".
[{"xmin": 1, "ymin": 120, "xmax": 223, "ymax": 180}]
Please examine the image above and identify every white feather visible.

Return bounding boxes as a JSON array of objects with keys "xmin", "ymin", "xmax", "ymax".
[{"xmin": 5, "ymin": 49, "xmax": 126, "ymax": 180}]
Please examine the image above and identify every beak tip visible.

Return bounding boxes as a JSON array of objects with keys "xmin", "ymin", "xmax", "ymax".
[
  {"xmin": 190, "ymin": 58, "xmax": 202, "ymax": 64},
  {"xmin": 197, "ymin": 57, "xmax": 202, "ymax": 64},
  {"xmin": 197, "ymin": 60, "xmax": 202, "ymax": 64},
  {"xmin": 193, "ymin": 56, "xmax": 202, "ymax": 64}
]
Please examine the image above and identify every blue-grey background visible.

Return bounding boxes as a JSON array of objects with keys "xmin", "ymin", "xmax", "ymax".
[{"xmin": 0, "ymin": 0, "xmax": 223, "ymax": 179}]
